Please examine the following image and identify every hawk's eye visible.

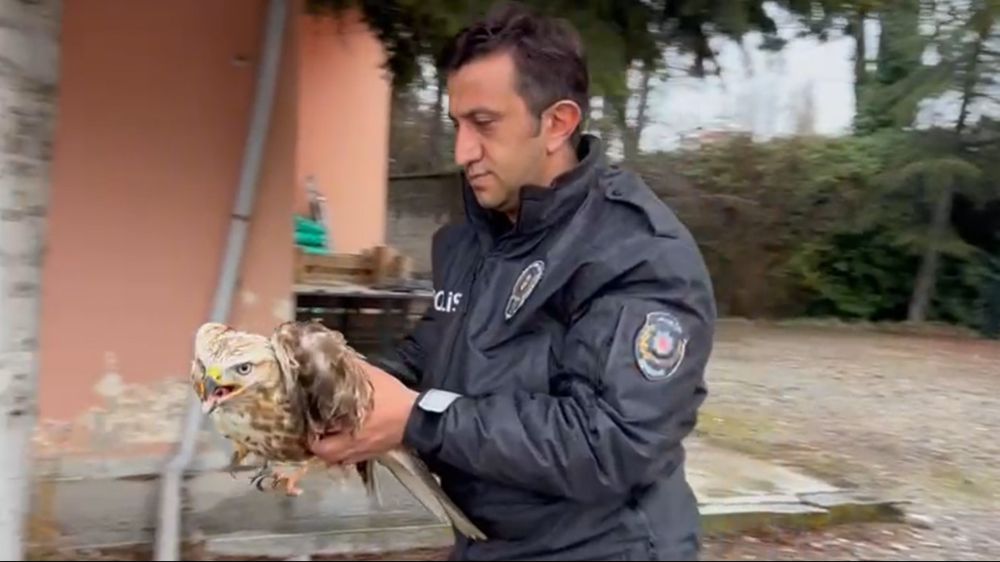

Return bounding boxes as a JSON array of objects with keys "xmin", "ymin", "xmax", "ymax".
[{"xmin": 234, "ymin": 362, "xmax": 253, "ymax": 376}]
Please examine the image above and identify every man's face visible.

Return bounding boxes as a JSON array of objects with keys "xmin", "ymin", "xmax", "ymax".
[{"xmin": 447, "ymin": 51, "xmax": 548, "ymax": 217}]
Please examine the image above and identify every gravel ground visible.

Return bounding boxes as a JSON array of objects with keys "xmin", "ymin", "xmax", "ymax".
[
  {"xmin": 301, "ymin": 523, "xmax": 972, "ymax": 560},
  {"xmin": 48, "ymin": 522, "xmax": 964, "ymax": 562},
  {"xmin": 695, "ymin": 320, "xmax": 1000, "ymax": 560}
]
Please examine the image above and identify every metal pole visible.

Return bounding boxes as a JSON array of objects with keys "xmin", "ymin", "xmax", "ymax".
[{"xmin": 153, "ymin": 1, "xmax": 287, "ymax": 559}]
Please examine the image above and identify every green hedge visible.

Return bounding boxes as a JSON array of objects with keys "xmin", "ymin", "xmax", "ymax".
[{"xmin": 633, "ymin": 132, "xmax": 1000, "ymax": 336}]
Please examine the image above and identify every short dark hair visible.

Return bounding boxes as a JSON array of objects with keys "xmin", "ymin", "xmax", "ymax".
[{"xmin": 444, "ymin": 2, "xmax": 590, "ymax": 133}]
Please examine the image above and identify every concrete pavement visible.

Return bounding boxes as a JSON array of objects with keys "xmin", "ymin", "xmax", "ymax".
[{"xmin": 27, "ymin": 435, "xmax": 907, "ymax": 559}]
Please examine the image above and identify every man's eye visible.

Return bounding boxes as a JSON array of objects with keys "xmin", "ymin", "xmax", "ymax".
[{"xmin": 234, "ymin": 362, "xmax": 253, "ymax": 376}]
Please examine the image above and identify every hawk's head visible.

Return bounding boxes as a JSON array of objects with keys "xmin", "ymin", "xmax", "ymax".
[{"xmin": 190, "ymin": 322, "xmax": 279, "ymax": 415}]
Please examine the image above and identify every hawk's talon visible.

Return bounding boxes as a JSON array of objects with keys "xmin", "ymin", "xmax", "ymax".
[
  {"xmin": 244, "ymin": 462, "xmax": 303, "ymax": 496},
  {"xmin": 249, "ymin": 461, "xmax": 272, "ymax": 491},
  {"xmin": 252, "ymin": 468, "xmax": 307, "ymax": 497},
  {"xmin": 252, "ymin": 475, "xmax": 267, "ymax": 491}
]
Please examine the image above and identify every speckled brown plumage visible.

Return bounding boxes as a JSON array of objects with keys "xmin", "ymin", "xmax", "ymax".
[{"xmin": 189, "ymin": 320, "xmax": 487, "ymax": 541}]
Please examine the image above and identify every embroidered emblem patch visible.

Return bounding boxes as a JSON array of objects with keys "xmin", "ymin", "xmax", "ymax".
[
  {"xmin": 505, "ymin": 260, "xmax": 545, "ymax": 320},
  {"xmin": 634, "ymin": 311, "xmax": 688, "ymax": 380}
]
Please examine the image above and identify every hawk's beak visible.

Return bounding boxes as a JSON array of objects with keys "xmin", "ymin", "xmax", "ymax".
[
  {"xmin": 199, "ymin": 367, "xmax": 241, "ymax": 415},
  {"xmin": 201, "ymin": 377, "xmax": 220, "ymax": 414}
]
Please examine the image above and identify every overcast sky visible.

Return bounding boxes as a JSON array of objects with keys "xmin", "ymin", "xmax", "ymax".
[
  {"xmin": 634, "ymin": 1, "xmax": 1000, "ymax": 153},
  {"xmin": 420, "ymin": 1, "xmax": 999, "ymax": 156},
  {"xmin": 636, "ymin": 3, "xmax": 864, "ymax": 152}
]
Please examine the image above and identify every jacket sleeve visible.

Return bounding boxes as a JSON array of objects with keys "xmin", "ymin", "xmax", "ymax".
[{"xmin": 402, "ymin": 233, "xmax": 716, "ymax": 503}]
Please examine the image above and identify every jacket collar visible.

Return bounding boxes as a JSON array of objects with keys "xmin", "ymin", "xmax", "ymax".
[{"xmin": 462, "ymin": 134, "xmax": 606, "ymax": 251}]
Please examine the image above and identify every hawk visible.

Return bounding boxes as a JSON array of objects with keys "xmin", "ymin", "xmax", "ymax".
[{"xmin": 190, "ymin": 320, "xmax": 486, "ymax": 541}]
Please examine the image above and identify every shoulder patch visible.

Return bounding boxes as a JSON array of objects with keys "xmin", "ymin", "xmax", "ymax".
[
  {"xmin": 505, "ymin": 259, "xmax": 545, "ymax": 320},
  {"xmin": 634, "ymin": 311, "xmax": 688, "ymax": 380}
]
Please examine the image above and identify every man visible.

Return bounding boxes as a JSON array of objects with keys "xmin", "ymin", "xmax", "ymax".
[{"xmin": 309, "ymin": 3, "xmax": 716, "ymax": 561}]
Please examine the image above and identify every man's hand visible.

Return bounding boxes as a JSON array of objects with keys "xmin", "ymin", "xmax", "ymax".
[{"xmin": 309, "ymin": 361, "xmax": 419, "ymax": 466}]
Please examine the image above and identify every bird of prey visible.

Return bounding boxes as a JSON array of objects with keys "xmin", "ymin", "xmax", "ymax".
[{"xmin": 190, "ymin": 320, "xmax": 486, "ymax": 541}]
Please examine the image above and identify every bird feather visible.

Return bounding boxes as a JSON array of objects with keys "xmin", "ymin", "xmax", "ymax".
[{"xmin": 191, "ymin": 320, "xmax": 486, "ymax": 541}]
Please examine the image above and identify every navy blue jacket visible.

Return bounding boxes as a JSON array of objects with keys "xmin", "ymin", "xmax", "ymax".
[{"xmin": 379, "ymin": 134, "xmax": 715, "ymax": 561}]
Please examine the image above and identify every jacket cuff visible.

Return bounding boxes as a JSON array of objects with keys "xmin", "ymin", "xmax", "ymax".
[{"xmin": 403, "ymin": 389, "xmax": 462, "ymax": 457}]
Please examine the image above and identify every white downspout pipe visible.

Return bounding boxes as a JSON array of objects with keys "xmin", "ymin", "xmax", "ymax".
[{"xmin": 153, "ymin": 1, "xmax": 287, "ymax": 559}]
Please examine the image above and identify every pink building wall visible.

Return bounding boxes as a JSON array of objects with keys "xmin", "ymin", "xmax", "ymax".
[
  {"xmin": 297, "ymin": 10, "xmax": 391, "ymax": 254},
  {"xmin": 35, "ymin": 0, "xmax": 390, "ymax": 454}
]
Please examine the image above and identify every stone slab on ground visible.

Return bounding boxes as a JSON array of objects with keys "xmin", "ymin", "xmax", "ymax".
[
  {"xmin": 687, "ymin": 438, "xmax": 840, "ymax": 499},
  {"xmin": 28, "ymin": 438, "xmax": 906, "ymax": 559},
  {"xmin": 688, "ymin": 439, "xmax": 907, "ymax": 537}
]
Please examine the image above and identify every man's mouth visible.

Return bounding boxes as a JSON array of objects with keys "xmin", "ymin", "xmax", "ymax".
[{"xmin": 466, "ymin": 171, "xmax": 490, "ymax": 184}]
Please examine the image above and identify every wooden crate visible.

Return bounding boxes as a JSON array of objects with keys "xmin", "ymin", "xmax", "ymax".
[{"xmin": 293, "ymin": 245, "xmax": 414, "ymax": 287}]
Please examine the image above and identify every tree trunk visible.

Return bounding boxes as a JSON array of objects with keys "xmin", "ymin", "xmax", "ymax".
[
  {"xmin": 0, "ymin": 1, "xmax": 62, "ymax": 559},
  {"xmin": 622, "ymin": 63, "xmax": 652, "ymax": 162},
  {"xmin": 906, "ymin": 20, "xmax": 984, "ymax": 322},
  {"xmin": 853, "ymin": 8, "xmax": 867, "ymax": 108},
  {"xmin": 429, "ymin": 70, "xmax": 445, "ymax": 168},
  {"xmin": 594, "ymin": 95, "xmax": 619, "ymax": 160},
  {"xmin": 908, "ymin": 182, "xmax": 953, "ymax": 322}
]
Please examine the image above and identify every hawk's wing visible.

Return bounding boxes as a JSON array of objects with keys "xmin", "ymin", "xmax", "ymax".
[{"xmin": 269, "ymin": 321, "xmax": 373, "ymax": 437}]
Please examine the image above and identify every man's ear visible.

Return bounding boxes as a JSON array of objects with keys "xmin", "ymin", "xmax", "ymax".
[{"xmin": 543, "ymin": 99, "xmax": 582, "ymax": 153}]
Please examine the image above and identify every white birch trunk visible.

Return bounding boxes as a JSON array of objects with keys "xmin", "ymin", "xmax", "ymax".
[{"xmin": 0, "ymin": 1, "xmax": 62, "ymax": 559}]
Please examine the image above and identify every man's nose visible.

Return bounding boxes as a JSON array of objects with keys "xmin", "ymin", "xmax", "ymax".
[{"xmin": 454, "ymin": 127, "xmax": 483, "ymax": 167}]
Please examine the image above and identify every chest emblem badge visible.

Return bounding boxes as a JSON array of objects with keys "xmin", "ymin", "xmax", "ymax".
[
  {"xmin": 505, "ymin": 259, "xmax": 545, "ymax": 320},
  {"xmin": 634, "ymin": 311, "xmax": 688, "ymax": 381}
]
